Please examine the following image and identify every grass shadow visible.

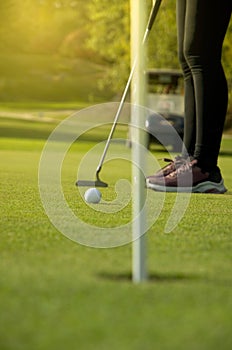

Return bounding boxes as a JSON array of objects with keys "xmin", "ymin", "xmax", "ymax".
[
  {"xmin": 98, "ymin": 271, "xmax": 232, "ymax": 287},
  {"xmin": 97, "ymin": 271, "xmax": 201, "ymax": 283}
]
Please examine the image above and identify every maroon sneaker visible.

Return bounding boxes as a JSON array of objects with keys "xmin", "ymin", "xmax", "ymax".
[
  {"xmin": 146, "ymin": 159, "xmax": 227, "ymax": 194},
  {"xmin": 146, "ymin": 155, "xmax": 189, "ymax": 181}
]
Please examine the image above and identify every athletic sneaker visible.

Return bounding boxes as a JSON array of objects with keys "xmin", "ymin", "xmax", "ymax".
[
  {"xmin": 146, "ymin": 155, "xmax": 190, "ymax": 181},
  {"xmin": 146, "ymin": 159, "xmax": 227, "ymax": 194}
]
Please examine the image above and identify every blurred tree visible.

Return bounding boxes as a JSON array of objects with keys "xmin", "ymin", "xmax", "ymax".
[
  {"xmin": 0, "ymin": 0, "xmax": 231, "ymax": 111},
  {"xmin": 85, "ymin": 0, "xmax": 179, "ymax": 92},
  {"xmin": 0, "ymin": 0, "xmax": 17, "ymax": 49},
  {"xmin": 0, "ymin": 0, "xmax": 88, "ymax": 53},
  {"xmin": 86, "ymin": 0, "xmax": 232, "ymax": 97},
  {"xmin": 86, "ymin": 0, "xmax": 131, "ymax": 92},
  {"xmin": 148, "ymin": 1, "xmax": 178, "ymax": 68}
]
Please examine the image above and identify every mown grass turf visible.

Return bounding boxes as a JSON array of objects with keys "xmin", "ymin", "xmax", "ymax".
[{"xmin": 1, "ymin": 115, "xmax": 232, "ymax": 350}]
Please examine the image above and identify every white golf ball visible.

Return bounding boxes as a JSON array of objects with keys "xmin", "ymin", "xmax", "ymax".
[{"xmin": 84, "ymin": 188, "xmax": 102, "ymax": 204}]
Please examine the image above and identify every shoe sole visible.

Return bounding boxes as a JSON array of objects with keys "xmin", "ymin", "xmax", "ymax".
[{"xmin": 146, "ymin": 179, "xmax": 227, "ymax": 194}]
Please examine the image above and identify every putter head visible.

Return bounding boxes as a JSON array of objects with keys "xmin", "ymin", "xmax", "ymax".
[
  {"xmin": 76, "ymin": 179, "xmax": 108, "ymax": 188},
  {"xmin": 76, "ymin": 168, "xmax": 108, "ymax": 187}
]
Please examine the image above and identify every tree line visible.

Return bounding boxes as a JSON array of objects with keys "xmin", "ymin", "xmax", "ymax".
[{"xmin": 0, "ymin": 0, "xmax": 231, "ymax": 108}]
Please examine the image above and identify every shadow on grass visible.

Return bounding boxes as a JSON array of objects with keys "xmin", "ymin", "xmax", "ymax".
[
  {"xmin": 97, "ymin": 271, "xmax": 200, "ymax": 283},
  {"xmin": 98, "ymin": 271, "xmax": 232, "ymax": 286}
]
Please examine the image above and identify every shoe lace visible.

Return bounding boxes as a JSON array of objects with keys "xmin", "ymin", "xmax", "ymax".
[
  {"xmin": 170, "ymin": 159, "xmax": 197, "ymax": 177},
  {"xmin": 161, "ymin": 155, "xmax": 186, "ymax": 165},
  {"xmin": 173, "ymin": 159, "xmax": 197, "ymax": 176}
]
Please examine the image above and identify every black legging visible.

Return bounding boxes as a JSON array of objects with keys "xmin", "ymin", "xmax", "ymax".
[{"xmin": 177, "ymin": 0, "xmax": 231, "ymax": 170}]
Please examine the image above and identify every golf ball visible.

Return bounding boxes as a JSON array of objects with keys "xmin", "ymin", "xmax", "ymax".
[{"xmin": 84, "ymin": 188, "xmax": 102, "ymax": 204}]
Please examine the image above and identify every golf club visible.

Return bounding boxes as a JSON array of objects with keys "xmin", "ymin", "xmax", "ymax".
[{"xmin": 76, "ymin": 0, "xmax": 163, "ymax": 187}]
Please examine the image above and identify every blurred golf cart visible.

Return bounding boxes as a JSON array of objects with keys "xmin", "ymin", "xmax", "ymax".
[{"xmin": 145, "ymin": 68, "xmax": 184, "ymax": 152}]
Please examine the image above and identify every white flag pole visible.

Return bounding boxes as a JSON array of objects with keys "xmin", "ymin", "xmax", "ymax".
[{"xmin": 131, "ymin": 0, "xmax": 148, "ymax": 283}]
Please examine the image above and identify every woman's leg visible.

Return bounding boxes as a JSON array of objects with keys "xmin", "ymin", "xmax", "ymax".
[
  {"xmin": 181, "ymin": 0, "xmax": 231, "ymax": 171},
  {"xmin": 176, "ymin": 0, "xmax": 196, "ymax": 158},
  {"xmin": 147, "ymin": 0, "xmax": 231, "ymax": 193}
]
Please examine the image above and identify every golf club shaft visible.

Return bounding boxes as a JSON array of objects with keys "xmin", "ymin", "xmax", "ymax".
[
  {"xmin": 147, "ymin": 0, "xmax": 162, "ymax": 31},
  {"xmin": 96, "ymin": 0, "xmax": 163, "ymax": 176}
]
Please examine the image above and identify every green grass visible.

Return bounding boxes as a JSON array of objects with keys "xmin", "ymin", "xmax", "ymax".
[{"xmin": 1, "ymin": 115, "xmax": 232, "ymax": 350}]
